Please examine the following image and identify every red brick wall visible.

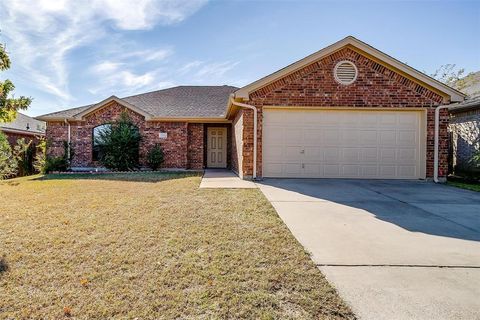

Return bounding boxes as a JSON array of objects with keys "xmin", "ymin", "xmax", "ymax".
[
  {"xmin": 240, "ymin": 47, "xmax": 449, "ymax": 178},
  {"xmin": 2, "ymin": 131, "xmax": 43, "ymax": 147},
  {"xmin": 187, "ymin": 123, "xmax": 204, "ymax": 169},
  {"xmin": 45, "ymin": 102, "xmax": 205, "ymax": 169}
]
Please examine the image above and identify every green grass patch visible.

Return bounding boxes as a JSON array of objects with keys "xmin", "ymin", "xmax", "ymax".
[{"xmin": 447, "ymin": 180, "xmax": 480, "ymax": 192}]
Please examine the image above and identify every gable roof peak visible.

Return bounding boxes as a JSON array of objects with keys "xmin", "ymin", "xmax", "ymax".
[{"xmin": 234, "ymin": 36, "xmax": 465, "ymax": 102}]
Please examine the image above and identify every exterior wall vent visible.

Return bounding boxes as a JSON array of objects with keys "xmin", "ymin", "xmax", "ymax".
[{"xmin": 334, "ymin": 61, "xmax": 358, "ymax": 85}]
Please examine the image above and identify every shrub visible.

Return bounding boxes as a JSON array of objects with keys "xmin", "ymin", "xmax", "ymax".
[
  {"xmin": 147, "ymin": 144, "xmax": 164, "ymax": 171},
  {"xmin": 13, "ymin": 138, "xmax": 34, "ymax": 176},
  {"xmin": 95, "ymin": 112, "xmax": 142, "ymax": 171},
  {"xmin": 470, "ymin": 149, "xmax": 480, "ymax": 168},
  {"xmin": 33, "ymin": 138, "xmax": 74, "ymax": 173},
  {"xmin": 0, "ymin": 131, "xmax": 18, "ymax": 179},
  {"xmin": 33, "ymin": 137, "xmax": 47, "ymax": 174},
  {"xmin": 45, "ymin": 156, "xmax": 69, "ymax": 172}
]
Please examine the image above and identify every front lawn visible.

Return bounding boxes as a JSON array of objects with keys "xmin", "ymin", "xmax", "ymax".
[{"xmin": 0, "ymin": 173, "xmax": 354, "ymax": 319}]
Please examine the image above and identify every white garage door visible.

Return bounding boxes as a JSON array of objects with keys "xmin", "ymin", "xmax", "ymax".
[{"xmin": 263, "ymin": 108, "xmax": 426, "ymax": 179}]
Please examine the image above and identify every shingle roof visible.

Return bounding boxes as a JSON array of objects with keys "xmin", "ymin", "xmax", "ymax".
[
  {"xmin": 0, "ymin": 112, "xmax": 46, "ymax": 134},
  {"xmin": 448, "ymin": 96, "xmax": 480, "ymax": 113},
  {"xmin": 38, "ymin": 85, "xmax": 238, "ymax": 120}
]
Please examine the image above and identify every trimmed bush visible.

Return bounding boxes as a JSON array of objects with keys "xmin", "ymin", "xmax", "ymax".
[{"xmin": 147, "ymin": 144, "xmax": 164, "ymax": 171}]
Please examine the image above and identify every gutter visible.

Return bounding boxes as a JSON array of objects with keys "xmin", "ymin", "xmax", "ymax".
[
  {"xmin": 229, "ymin": 96, "xmax": 258, "ymax": 180},
  {"xmin": 433, "ymin": 105, "xmax": 449, "ymax": 183}
]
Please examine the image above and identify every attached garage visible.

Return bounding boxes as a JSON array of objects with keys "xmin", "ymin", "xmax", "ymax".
[
  {"xmin": 230, "ymin": 36, "xmax": 465, "ymax": 180},
  {"xmin": 262, "ymin": 108, "xmax": 426, "ymax": 179}
]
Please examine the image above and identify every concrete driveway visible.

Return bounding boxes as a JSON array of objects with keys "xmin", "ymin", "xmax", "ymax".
[{"xmin": 257, "ymin": 179, "xmax": 480, "ymax": 320}]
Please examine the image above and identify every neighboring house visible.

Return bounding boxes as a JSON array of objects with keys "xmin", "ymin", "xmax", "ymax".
[
  {"xmin": 448, "ymin": 96, "xmax": 480, "ymax": 175},
  {"xmin": 37, "ymin": 36, "xmax": 465, "ymax": 180},
  {"xmin": 0, "ymin": 112, "xmax": 46, "ymax": 145}
]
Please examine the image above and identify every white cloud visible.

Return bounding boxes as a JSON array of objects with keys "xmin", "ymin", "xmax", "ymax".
[
  {"xmin": 0, "ymin": 0, "xmax": 207, "ymax": 104},
  {"xmin": 195, "ymin": 61, "xmax": 240, "ymax": 78},
  {"xmin": 178, "ymin": 60, "xmax": 204, "ymax": 74},
  {"xmin": 88, "ymin": 60, "xmax": 175, "ymax": 96}
]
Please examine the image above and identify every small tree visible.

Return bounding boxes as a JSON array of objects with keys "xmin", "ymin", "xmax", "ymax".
[
  {"xmin": 13, "ymin": 138, "xmax": 33, "ymax": 176},
  {"xmin": 33, "ymin": 137, "xmax": 47, "ymax": 174},
  {"xmin": 0, "ymin": 41, "xmax": 32, "ymax": 122},
  {"xmin": 147, "ymin": 144, "xmax": 164, "ymax": 171},
  {"xmin": 0, "ymin": 131, "xmax": 18, "ymax": 179},
  {"xmin": 95, "ymin": 112, "xmax": 142, "ymax": 171}
]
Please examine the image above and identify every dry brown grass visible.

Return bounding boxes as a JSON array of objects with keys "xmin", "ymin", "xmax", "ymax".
[{"xmin": 0, "ymin": 173, "xmax": 354, "ymax": 319}]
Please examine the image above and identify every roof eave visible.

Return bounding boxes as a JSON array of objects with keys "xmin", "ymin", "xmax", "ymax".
[{"xmin": 0, "ymin": 127, "xmax": 45, "ymax": 136}]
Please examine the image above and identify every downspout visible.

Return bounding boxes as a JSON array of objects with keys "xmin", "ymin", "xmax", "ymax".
[
  {"xmin": 229, "ymin": 97, "xmax": 258, "ymax": 180},
  {"xmin": 64, "ymin": 118, "xmax": 71, "ymax": 160},
  {"xmin": 434, "ymin": 105, "xmax": 449, "ymax": 183}
]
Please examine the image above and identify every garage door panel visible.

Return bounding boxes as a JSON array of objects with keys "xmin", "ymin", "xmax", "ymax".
[
  {"xmin": 324, "ymin": 165, "xmax": 340, "ymax": 176},
  {"xmin": 379, "ymin": 113, "xmax": 397, "ymax": 125},
  {"xmin": 263, "ymin": 127, "xmax": 283, "ymax": 144},
  {"xmin": 262, "ymin": 109, "xmax": 424, "ymax": 179},
  {"xmin": 285, "ymin": 163, "xmax": 302, "ymax": 175},
  {"xmin": 285, "ymin": 146, "xmax": 302, "ymax": 160},
  {"xmin": 304, "ymin": 129, "xmax": 323, "ymax": 144},
  {"xmin": 397, "ymin": 131, "xmax": 417, "ymax": 145},
  {"xmin": 263, "ymin": 146, "xmax": 283, "ymax": 160},
  {"xmin": 397, "ymin": 148, "xmax": 416, "ymax": 162},
  {"xmin": 362, "ymin": 166, "xmax": 379, "ymax": 177},
  {"xmin": 362, "ymin": 148, "xmax": 379, "ymax": 162},
  {"xmin": 398, "ymin": 166, "xmax": 416, "ymax": 177},
  {"xmin": 304, "ymin": 147, "xmax": 323, "ymax": 160},
  {"xmin": 304, "ymin": 163, "xmax": 322, "ymax": 176},
  {"xmin": 263, "ymin": 163, "xmax": 283, "ymax": 176},
  {"xmin": 342, "ymin": 165, "xmax": 360, "ymax": 177},
  {"xmin": 342, "ymin": 130, "xmax": 360, "ymax": 146},
  {"xmin": 380, "ymin": 131, "xmax": 396, "ymax": 145},
  {"xmin": 358, "ymin": 130, "xmax": 378, "ymax": 146},
  {"xmin": 324, "ymin": 148, "xmax": 340, "ymax": 163},
  {"xmin": 323, "ymin": 129, "xmax": 340, "ymax": 144},
  {"xmin": 285, "ymin": 128, "xmax": 302, "ymax": 143},
  {"xmin": 343, "ymin": 149, "xmax": 360, "ymax": 162}
]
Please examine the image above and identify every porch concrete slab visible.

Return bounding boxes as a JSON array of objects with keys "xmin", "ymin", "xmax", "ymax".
[{"xmin": 199, "ymin": 169, "xmax": 257, "ymax": 189}]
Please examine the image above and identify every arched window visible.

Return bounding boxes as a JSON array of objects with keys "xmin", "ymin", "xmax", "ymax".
[{"xmin": 92, "ymin": 124, "xmax": 110, "ymax": 161}]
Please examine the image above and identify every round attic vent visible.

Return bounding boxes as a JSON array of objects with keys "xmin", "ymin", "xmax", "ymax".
[{"xmin": 334, "ymin": 61, "xmax": 358, "ymax": 85}]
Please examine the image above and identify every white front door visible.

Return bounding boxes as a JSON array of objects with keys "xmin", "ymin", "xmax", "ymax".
[
  {"xmin": 262, "ymin": 108, "xmax": 426, "ymax": 179},
  {"xmin": 207, "ymin": 127, "xmax": 227, "ymax": 168}
]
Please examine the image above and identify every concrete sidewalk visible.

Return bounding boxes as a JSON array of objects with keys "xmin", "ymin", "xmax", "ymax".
[
  {"xmin": 199, "ymin": 169, "xmax": 257, "ymax": 189},
  {"xmin": 258, "ymin": 179, "xmax": 480, "ymax": 320}
]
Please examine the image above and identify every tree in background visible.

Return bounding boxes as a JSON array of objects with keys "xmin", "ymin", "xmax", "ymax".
[
  {"xmin": 0, "ymin": 41, "xmax": 32, "ymax": 122},
  {"xmin": 432, "ymin": 64, "xmax": 479, "ymax": 97}
]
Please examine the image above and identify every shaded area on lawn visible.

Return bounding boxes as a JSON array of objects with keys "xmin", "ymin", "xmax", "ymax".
[
  {"xmin": 0, "ymin": 174, "xmax": 354, "ymax": 319},
  {"xmin": 37, "ymin": 171, "xmax": 202, "ymax": 183}
]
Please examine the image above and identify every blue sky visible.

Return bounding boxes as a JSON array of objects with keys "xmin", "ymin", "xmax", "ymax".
[{"xmin": 0, "ymin": 0, "xmax": 479, "ymax": 116}]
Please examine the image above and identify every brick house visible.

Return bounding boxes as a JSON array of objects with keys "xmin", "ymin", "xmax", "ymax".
[
  {"xmin": 37, "ymin": 37, "xmax": 465, "ymax": 180},
  {"xmin": 448, "ymin": 96, "xmax": 480, "ymax": 176},
  {"xmin": 0, "ymin": 112, "xmax": 45, "ymax": 145}
]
